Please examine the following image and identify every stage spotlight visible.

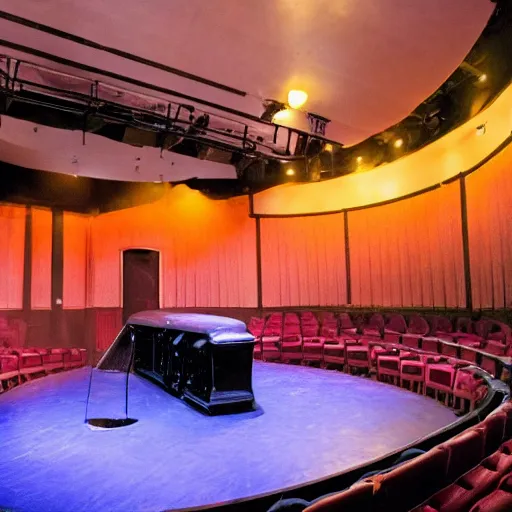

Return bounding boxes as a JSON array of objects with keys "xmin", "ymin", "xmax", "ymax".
[
  {"xmin": 288, "ymin": 90, "xmax": 308, "ymax": 109},
  {"xmin": 285, "ymin": 168, "xmax": 295, "ymax": 176},
  {"xmin": 393, "ymin": 138, "xmax": 404, "ymax": 149},
  {"xmin": 476, "ymin": 123, "xmax": 487, "ymax": 136},
  {"xmin": 272, "ymin": 109, "xmax": 291, "ymax": 122}
]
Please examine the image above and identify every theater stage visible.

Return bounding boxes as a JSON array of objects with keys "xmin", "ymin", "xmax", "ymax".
[{"xmin": 0, "ymin": 362, "xmax": 457, "ymax": 512}]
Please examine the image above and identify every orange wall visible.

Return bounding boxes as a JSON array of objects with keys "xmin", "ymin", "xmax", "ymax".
[
  {"xmin": 261, "ymin": 214, "xmax": 347, "ymax": 307},
  {"xmin": 348, "ymin": 181, "xmax": 465, "ymax": 308},
  {"xmin": 31, "ymin": 208, "xmax": 52, "ymax": 309},
  {"xmin": 3, "ymin": 140, "xmax": 512, "ymax": 314},
  {"xmin": 63, "ymin": 212, "xmax": 89, "ymax": 309},
  {"xmin": 88, "ymin": 186, "xmax": 257, "ymax": 308},
  {"xmin": 0, "ymin": 205, "xmax": 25, "ymax": 310},
  {"xmin": 466, "ymin": 143, "xmax": 512, "ymax": 309}
]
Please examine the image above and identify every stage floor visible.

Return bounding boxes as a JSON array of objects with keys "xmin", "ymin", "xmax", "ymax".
[{"xmin": 0, "ymin": 362, "xmax": 456, "ymax": 512}]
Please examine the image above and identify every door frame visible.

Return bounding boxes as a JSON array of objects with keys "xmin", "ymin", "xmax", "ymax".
[{"xmin": 119, "ymin": 247, "xmax": 163, "ymax": 310}]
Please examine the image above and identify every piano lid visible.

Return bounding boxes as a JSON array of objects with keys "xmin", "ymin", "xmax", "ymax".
[{"xmin": 126, "ymin": 311, "xmax": 255, "ymax": 344}]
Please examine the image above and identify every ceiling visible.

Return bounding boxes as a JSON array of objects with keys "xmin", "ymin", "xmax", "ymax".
[{"xmin": 0, "ymin": 0, "xmax": 495, "ymax": 181}]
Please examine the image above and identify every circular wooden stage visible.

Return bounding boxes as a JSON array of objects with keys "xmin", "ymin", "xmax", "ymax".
[{"xmin": 0, "ymin": 362, "xmax": 457, "ymax": 511}]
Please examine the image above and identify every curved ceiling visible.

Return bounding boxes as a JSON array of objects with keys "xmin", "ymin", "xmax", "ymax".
[
  {"xmin": 253, "ymin": 81, "xmax": 512, "ymax": 215},
  {"xmin": 0, "ymin": 0, "xmax": 494, "ymax": 148}
]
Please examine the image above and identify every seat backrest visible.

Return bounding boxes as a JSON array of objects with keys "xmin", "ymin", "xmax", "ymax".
[
  {"xmin": 305, "ymin": 482, "xmax": 375, "ymax": 511},
  {"xmin": 429, "ymin": 315, "xmax": 453, "ymax": 334},
  {"xmin": 374, "ymin": 447, "xmax": 449, "ymax": 512},
  {"xmin": 477, "ymin": 413, "xmax": 506, "ymax": 456},
  {"xmin": 456, "ymin": 317, "xmax": 474, "ymax": 334},
  {"xmin": 320, "ymin": 313, "xmax": 339, "ymax": 337},
  {"xmin": 284, "ymin": 312, "xmax": 300, "ymax": 324},
  {"xmin": 407, "ymin": 315, "xmax": 429, "ymax": 335},
  {"xmin": 442, "ymin": 429, "xmax": 485, "ymax": 482},
  {"xmin": 385, "ymin": 314, "xmax": 407, "ymax": 333},
  {"xmin": 263, "ymin": 313, "xmax": 283, "ymax": 335},
  {"xmin": 247, "ymin": 317, "xmax": 265, "ymax": 336},
  {"xmin": 338, "ymin": 312, "xmax": 354, "ymax": 330},
  {"xmin": 367, "ymin": 313, "xmax": 384, "ymax": 328}
]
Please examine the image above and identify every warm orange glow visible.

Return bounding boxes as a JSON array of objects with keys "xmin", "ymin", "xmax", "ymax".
[
  {"xmin": 286, "ymin": 168, "xmax": 295, "ymax": 176},
  {"xmin": 287, "ymin": 90, "xmax": 308, "ymax": 109},
  {"xmin": 356, "ymin": 156, "xmax": 363, "ymax": 164},
  {"xmin": 478, "ymin": 74, "xmax": 487, "ymax": 83},
  {"xmin": 253, "ymin": 81, "xmax": 512, "ymax": 215},
  {"xmin": 393, "ymin": 138, "xmax": 404, "ymax": 149},
  {"xmin": 0, "ymin": 205, "xmax": 25, "ymax": 309},
  {"xmin": 88, "ymin": 187, "xmax": 257, "ymax": 308},
  {"xmin": 272, "ymin": 109, "xmax": 291, "ymax": 122},
  {"xmin": 31, "ymin": 208, "xmax": 52, "ymax": 309},
  {"xmin": 324, "ymin": 143, "xmax": 333, "ymax": 152}
]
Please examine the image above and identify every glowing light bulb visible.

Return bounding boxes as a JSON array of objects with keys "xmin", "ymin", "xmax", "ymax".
[
  {"xmin": 272, "ymin": 109, "xmax": 291, "ymax": 122},
  {"xmin": 394, "ymin": 138, "xmax": 404, "ymax": 149},
  {"xmin": 285, "ymin": 168, "xmax": 295, "ymax": 176},
  {"xmin": 356, "ymin": 156, "xmax": 363, "ymax": 164},
  {"xmin": 478, "ymin": 74, "xmax": 487, "ymax": 83},
  {"xmin": 287, "ymin": 90, "xmax": 308, "ymax": 109},
  {"xmin": 324, "ymin": 143, "xmax": 334, "ymax": 152},
  {"xmin": 476, "ymin": 124, "xmax": 486, "ymax": 136}
]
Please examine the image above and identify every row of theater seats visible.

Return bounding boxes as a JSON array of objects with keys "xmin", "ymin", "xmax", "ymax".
[
  {"xmin": 248, "ymin": 312, "xmax": 508, "ymax": 379},
  {"xmin": 0, "ymin": 347, "xmax": 87, "ymax": 392},
  {"xmin": 297, "ymin": 400, "xmax": 512, "ymax": 512}
]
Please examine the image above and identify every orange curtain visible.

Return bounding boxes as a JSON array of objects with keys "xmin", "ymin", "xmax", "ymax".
[
  {"xmin": 31, "ymin": 208, "xmax": 53, "ymax": 309},
  {"xmin": 261, "ymin": 214, "xmax": 347, "ymax": 307},
  {"xmin": 0, "ymin": 205, "xmax": 25, "ymax": 310},
  {"xmin": 349, "ymin": 181, "xmax": 465, "ymax": 308},
  {"xmin": 466, "ymin": 144, "xmax": 512, "ymax": 309},
  {"xmin": 88, "ymin": 186, "xmax": 257, "ymax": 308},
  {"xmin": 63, "ymin": 212, "xmax": 89, "ymax": 309}
]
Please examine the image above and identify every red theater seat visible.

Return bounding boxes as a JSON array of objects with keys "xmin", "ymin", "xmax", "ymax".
[
  {"xmin": 338, "ymin": 312, "xmax": 358, "ymax": 338},
  {"xmin": 402, "ymin": 314, "xmax": 430, "ymax": 349},
  {"xmin": 301, "ymin": 315, "xmax": 325, "ymax": 364},
  {"xmin": 469, "ymin": 473, "xmax": 512, "ymax": 512},
  {"xmin": 427, "ymin": 315, "xmax": 455, "ymax": 341},
  {"xmin": 362, "ymin": 313, "xmax": 384, "ymax": 340},
  {"xmin": 323, "ymin": 337, "xmax": 346, "ymax": 368},
  {"xmin": 425, "ymin": 362, "xmax": 458, "ymax": 405},
  {"xmin": 281, "ymin": 313, "xmax": 303, "ymax": 363},
  {"xmin": 346, "ymin": 338, "xmax": 372, "ymax": 373},
  {"xmin": 453, "ymin": 368, "xmax": 487, "ymax": 413},
  {"xmin": 63, "ymin": 348, "xmax": 84, "ymax": 369},
  {"xmin": 41, "ymin": 348, "xmax": 66, "ymax": 372},
  {"xmin": 0, "ymin": 352, "xmax": 20, "ymax": 390},
  {"xmin": 383, "ymin": 313, "xmax": 407, "ymax": 343},
  {"xmin": 373, "ymin": 446, "xmax": 449, "ymax": 511},
  {"xmin": 442, "ymin": 429, "xmax": 486, "ymax": 482},
  {"xmin": 304, "ymin": 481, "xmax": 375, "ymax": 511},
  {"xmin": 400, "ymin": 356, "xmax": 426, "ymax": 393},
  {"xmin": 247, "ymin": 317, "xmax": 264, "ymax": 359},
  {"xmin": 11, "ymin": 348, "xmax": 45, "ymax": 378},
  {"xmin": 261, "ymin": 313, "xmax": 283, "ymax": 361}
]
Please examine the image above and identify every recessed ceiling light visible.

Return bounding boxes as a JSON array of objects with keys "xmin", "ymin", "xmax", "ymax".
[{"xmin": 287, "ymin": 90, "xmax": 308, "ymax": 109}]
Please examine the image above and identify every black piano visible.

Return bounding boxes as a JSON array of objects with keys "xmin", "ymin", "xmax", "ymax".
[{"xmin": 97, "ymin": 311, "xmax": 256, "ymax": 415}]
